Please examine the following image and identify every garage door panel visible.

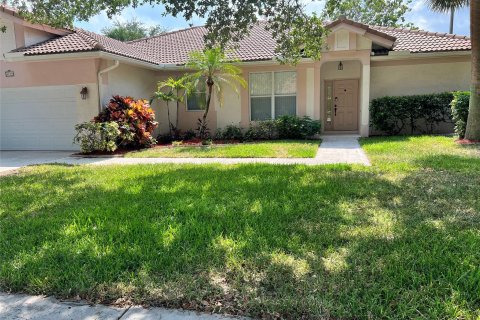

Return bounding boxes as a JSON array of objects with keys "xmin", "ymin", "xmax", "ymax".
[{"xmin": 1, "ymin": 85, "xmax": 94, "ymax": 150}]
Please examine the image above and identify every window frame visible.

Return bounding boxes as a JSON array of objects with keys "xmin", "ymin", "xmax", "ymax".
[
  {"xmin": 249, "ymin": 71, "xmax": 297, "ymax": 121},
  {"xmin": 185, "ymin": 90, "xmax": 205, "ymax": 112}
]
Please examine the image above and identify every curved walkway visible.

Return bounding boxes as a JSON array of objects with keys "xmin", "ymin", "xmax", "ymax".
[{"xmin": 0, "ymin": 135, "xmax": 370, "ymax": 174}]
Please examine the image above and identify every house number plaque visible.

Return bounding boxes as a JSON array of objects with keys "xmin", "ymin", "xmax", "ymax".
[{"xmin": 5, "ymin": 70, "xmax": 14, "ymax": 77}]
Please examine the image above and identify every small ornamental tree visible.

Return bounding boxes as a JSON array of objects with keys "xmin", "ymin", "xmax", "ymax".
[
  {"xmin": 95, "ymin": 95, "xmax": 158, "ymax": 148},
  {"xmin": 184, "ymin": 48, "xmax": 246, "ymax": 139},
  {"xmin": 152, "ymin": 76, "xmax": 188, "ymax": 138}
]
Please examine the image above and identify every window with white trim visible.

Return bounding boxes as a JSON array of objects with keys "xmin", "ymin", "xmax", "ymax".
[
  {"xmin": 250, "ymin": 71, "xmax": 297, "ymax": 121},
  {"xmin": 186, "ymin": 79, "xmax": 206, "ymax": 111}
]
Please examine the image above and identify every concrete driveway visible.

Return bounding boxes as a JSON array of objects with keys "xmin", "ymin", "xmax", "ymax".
[{"xmin": 0, "ymin": 151, "xmax": 73, "ymax": 174}]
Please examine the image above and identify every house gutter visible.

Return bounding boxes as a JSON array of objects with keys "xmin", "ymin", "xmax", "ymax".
[{"xmin": 97, "ymin": 60, "xmax": 120, "ymax": 112}]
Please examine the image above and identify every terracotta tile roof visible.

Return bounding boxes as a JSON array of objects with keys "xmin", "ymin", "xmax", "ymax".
[
  {"xmin": 14, "ymin": 28, "xmax": 158, "ymax": 64},
  {"xmin": 371, "ymin": 26, "xmax": 471, "ymax": 53},
  {"xmin": 128, "ymin": 22, "xmax": 277, "ymax": 64},
  {"xmin": 12, "ymin": 19, "xmax": 471, "ymax": 64}
]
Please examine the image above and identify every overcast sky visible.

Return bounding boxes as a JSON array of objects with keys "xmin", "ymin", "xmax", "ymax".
[{"xmin": 75, "ymin": 0, "xmax": 471, "ymax": 36}]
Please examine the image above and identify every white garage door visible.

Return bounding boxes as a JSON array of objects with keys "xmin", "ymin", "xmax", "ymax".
[{"xmin": 1, "ymin": 86, "xmax": 81, "ymax": 150}]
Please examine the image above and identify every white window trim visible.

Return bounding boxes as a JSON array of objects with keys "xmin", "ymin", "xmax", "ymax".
[
  {"xmin": 249, "ymin": 71, "xmax": 297, "ymax": 121},
  {"xmin": 185, "ymin": 89, "xmax": 205, "ymax": 112}
]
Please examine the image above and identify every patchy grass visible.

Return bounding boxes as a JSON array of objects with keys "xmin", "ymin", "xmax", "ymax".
[
  {"xmin": 0, "ymin": 136, "xmax": 479, "ymax": 319},
  {"xmin": 125, "ymin": 140, "xmax": 320, "ymax": 158}
]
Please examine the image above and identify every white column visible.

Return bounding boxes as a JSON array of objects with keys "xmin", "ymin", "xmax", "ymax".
[
  {"xmin": 360, "ymin": 63, "xmax": 370, "ymax": 137},
  {"xmin": 306, "ymin": 68, "xmax": 315, "ymax": 118}
]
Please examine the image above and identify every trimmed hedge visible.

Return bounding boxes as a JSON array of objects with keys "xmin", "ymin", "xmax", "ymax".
[
  {"xmin": 370, "ymin": 92, "xmax": 453, "ymax": 135},
  {"xmin": 244, "ymin": 116, "xmax": 321, "ymax": 141},
  {"xmin": 451, "ymin": 91, "xmax": 470, "ymax": 139}
]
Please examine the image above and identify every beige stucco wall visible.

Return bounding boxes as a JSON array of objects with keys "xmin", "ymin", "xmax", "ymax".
[
  {"xmin": 214, "ymin": 84, "xmax": 242, "ymax": 129},
  {"xmin": 0, "ymin": 17, "xmax": 16, "ymax": 58},
  {"xmin": 370, "ymin": 58, "xmax": 471, "ymax": 99},
  {"xmin": 370, "ymin": 56, "xmax": 470, "ymax": 135},
  {"xmin": 1, "ymin": 59, "xmax": 99, "ymax": 88}
]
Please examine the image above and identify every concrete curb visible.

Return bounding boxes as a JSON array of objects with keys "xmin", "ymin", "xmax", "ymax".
[{"xmin": 0, "ymin": 293, "xmax": 246, "ymax": 320}]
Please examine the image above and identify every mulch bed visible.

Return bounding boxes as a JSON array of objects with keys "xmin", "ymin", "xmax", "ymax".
[{"xmin": 455, "ymin": 139, "xmax": 480, "ymax": 145}]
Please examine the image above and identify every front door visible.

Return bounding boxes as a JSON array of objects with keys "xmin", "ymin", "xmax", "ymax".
[{"xmin": 325, "ymin": 79, "xmax": 359, "ymax": 131}]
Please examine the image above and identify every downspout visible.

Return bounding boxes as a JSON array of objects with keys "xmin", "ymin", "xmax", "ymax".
[{"xmin": 97, "ymin": 60, "xmax": 120, "ymax": 112}]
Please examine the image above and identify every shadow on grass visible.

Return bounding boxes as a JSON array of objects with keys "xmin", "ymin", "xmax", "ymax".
[{"xmin": 0, "ymin": 163, "xmax": 479, "ymax": 318}]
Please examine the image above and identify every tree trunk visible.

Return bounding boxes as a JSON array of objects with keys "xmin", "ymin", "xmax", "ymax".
[
  {"xmin": 203, "ymin": 79, "xmax": 214, "ymax": 123},
  {"xmin": 449, "ymin": 8, "xmax": 454, "ymax": 34},
  {"xmin": 176, "ymin": 92, "xmax": 180, "ymax": 129},
  {"xmin": 465, "ymin": 1, "xmax": 480, "ymax": 140},
  {"xmin": 166, "ymin": 101, "xmax": 172, "ymax": 136}
]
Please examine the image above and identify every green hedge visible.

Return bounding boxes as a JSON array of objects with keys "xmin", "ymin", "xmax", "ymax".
[
  {"xmin": 370, "ymin": 92, "xmax": 454, "ymax": 135},
  {"xmin": 451, "ymin": 91, "xmax": 470, "ymax": 139},
  {"xmin": 244, "ymin": 116, "xmax": 321, "ymax": 141}
]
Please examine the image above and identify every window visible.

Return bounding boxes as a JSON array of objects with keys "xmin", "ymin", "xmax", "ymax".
[
  {"xmin": 186, "ymin": 80, "xmax": 206, "ymax": 111},
  {"xmin": 250, "ymin": 71, "xmax": 296, "ymax": 121}
]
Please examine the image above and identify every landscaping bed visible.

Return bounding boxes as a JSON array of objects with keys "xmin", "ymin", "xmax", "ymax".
[{"xmin": 1, "ymin": 136, "xmax": 479, "ymax": 319}]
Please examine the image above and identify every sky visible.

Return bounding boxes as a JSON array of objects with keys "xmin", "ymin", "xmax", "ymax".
[{"xmin": 75, "ymin": 0, "xmax": 471, "ymax": 36}]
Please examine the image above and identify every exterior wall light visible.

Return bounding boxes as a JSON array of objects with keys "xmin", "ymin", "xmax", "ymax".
[
  {"xmin": 80, "ymin": 87, "xmax": 88, "ymax": 100},
  {"xmin": 338, "ymin": 61, "xmax": 344, "ymax": 71}
]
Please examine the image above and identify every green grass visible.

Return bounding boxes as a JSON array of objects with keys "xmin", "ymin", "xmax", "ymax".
[
  {"xmin": 1, "ymin": 135, "xmax": 479, "ymax": 319},
  {"xmin": 125, "ymin": 140, "xmax": 320, "ymax": 158}
]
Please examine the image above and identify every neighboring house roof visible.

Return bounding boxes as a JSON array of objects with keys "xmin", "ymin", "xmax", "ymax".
[
  {"xmin": 371, "ymin": 26, "xmax": 471, "ymax": 53},
  {"xmin": 7, "ymin": 11, "xmax": 472, "ymax": 65}
]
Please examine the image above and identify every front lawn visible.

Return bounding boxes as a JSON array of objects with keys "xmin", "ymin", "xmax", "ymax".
[
  {"xmin": 0, "ymin": 136, "xmax": 479, "ymax": 319},
  {"xmin": 125, "ymin": 140, "xmax": 320, "ymax": 158}
]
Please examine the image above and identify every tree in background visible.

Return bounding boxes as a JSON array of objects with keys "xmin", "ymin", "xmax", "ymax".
[
  {"xmin": 102, "ymin": 18, "xmax": 167, "ymax": 41},
  {"xmin": 427, "ymin": 0, "xmax": 478, "ymax": 141},
  {"xmin": 184, "ymin": 48, "xmax": 246, "ymax": 139},
  {"xmin": 428, "ymin": 0, "xmax": 469, "ymax": 33},
  {"xmin": 323, "ymin": 0, "xmax": 415, "ymax": 27}
]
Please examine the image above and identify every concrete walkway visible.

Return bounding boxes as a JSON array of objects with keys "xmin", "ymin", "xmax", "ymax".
[
  {"xmin": 315, "ymin": 134, "xmax": 370, "ymax": 165},
  {"xmin": 0, "ymin": 292, "xmax": 244, "ymax": 320},
  {"xmin": 0, "ymin": 135, "xmax": 370, "ymax": 174},
  {"xmin": 0, "ymin": 151, "xmax": 73, "ymax": 173}
]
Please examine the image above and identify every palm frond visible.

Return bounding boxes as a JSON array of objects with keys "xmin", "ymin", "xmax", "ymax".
[{"xmin": 427, "ymin": 0, "xmax": 469, "ymax": 12}]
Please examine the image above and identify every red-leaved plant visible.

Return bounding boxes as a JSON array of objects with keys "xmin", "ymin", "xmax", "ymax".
[{"xmin": 95, "ymin": 95, "xmax": 158, "ymax": 148}]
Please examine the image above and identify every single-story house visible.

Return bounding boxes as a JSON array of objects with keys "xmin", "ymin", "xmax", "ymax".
[{"xmin": 0, "ymin": 5, "xmax": 472, "ymax": 150}]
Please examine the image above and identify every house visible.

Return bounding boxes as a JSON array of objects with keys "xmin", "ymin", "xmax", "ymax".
[{"xmin": 0, "ymin": 5, "xmax": 472, "ymax": 150}]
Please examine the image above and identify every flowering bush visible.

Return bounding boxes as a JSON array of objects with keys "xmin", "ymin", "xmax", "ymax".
[{"xmin": 95, "ymin": 95, "xmax": 158, "ymax": 148}]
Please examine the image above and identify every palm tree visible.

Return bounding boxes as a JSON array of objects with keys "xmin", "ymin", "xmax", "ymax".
[
  {"xmin": 157, "ymin": 77, "xmax": 188, "ymax": 130},
  {"xmin": 428, "ymin": 0, "xmax": 469, "ymax": 33},
  {"xmin": 151, "ymin": 91, "xmax": 175, "ymax": 136},
  {"xmin": 428, "ymin": 0, "xmax": 479, "ymax": 140},
  {"xmin": 184, "ymin": 48, "xmax": 246, "ymax": 137}
]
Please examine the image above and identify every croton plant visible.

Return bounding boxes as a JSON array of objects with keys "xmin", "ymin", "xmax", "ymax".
[{"xmin": 95, "ymin": 95, "xmax": 158, "ymax": 148}]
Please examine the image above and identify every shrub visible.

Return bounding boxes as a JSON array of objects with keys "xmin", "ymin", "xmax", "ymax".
[
  {"xmin": 182, "ymin": 129, "xmax": 197, "ymax": 141},
  {"xmin": 244, "ymin": 120, "xmax": 278, "ymax": 140},
  {"xmin": 276, "ymin": 115, "xmax": 321, "ymax": 139},
  {"xmin": 74, "ymin": 121, "xmax": 120, "ymax": 153},
  {"xmin": 451, "ymin": 91, "xmax": 470, "ymax": 139},
  {"xmin": 370, "ymin": 92, "xmax": 453, "ymax": 135},
  {"xmin": 214, "ymin": 125, "xmax": 243, "ymax": 141},
  {"xmin": 299, "ymin": 116, "xmax": 322, "ymax": 138},
  {"xmin": 276, "ymin": 115, "xmax": 303, "ymax": 139},
  {"xmin": 157, "ymin": 133, "xmax": 173, "ymax": 144},
  {"xmin": 95, "ymin": 95, "xmax": 158, "ymax": 148}
]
